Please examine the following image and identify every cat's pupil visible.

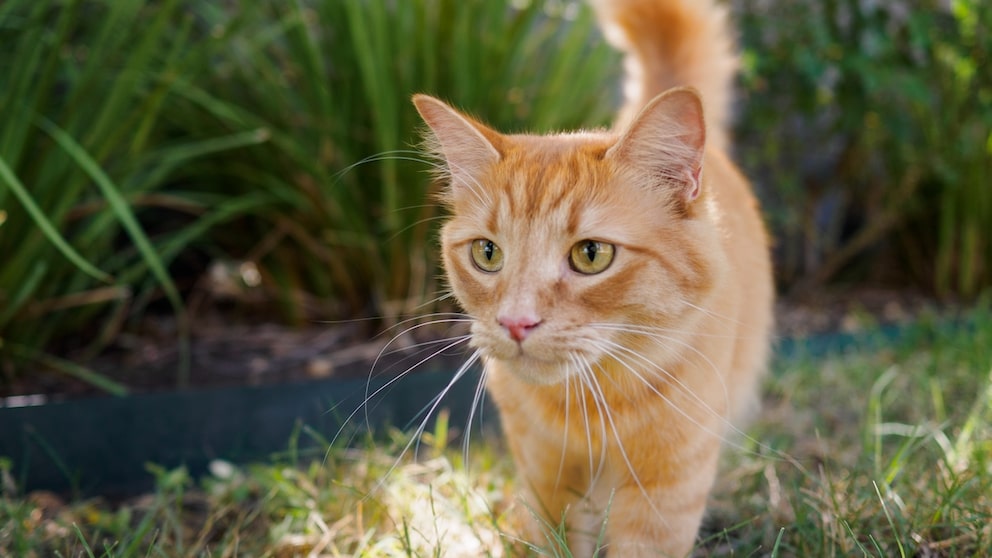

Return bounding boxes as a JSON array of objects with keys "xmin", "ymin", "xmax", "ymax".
[
  {"xmin": 484, "ymin": 241, "xmax": 496, "ymax": 261},
  {"xmin": 583, "ymin": 241, "xmax": 597, "ymax": 261}
]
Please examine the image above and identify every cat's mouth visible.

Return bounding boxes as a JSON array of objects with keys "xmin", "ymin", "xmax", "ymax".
[
  {"xmin": 477, "ymin": 339, "xmax": 550, "ymax": 363},
  {"xmin": 466, "ymin": 316, "xmax": 622, "ymax": 384},
  {"xmin": 473, "ymin": 331, "xmax": 590, "ymax": 385}
]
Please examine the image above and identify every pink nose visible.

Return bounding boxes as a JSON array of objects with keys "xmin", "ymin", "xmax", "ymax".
[{"xmin": 499, "ymin": 316, "xmax": 542, "ymax": 342}]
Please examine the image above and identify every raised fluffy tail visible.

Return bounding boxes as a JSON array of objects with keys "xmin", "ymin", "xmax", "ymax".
[{"xmin": 590, "ymin": 0, "xmax": 738, "ymax": 150}]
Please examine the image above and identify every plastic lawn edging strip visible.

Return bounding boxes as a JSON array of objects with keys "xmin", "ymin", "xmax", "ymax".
[{"xmin": 0, "ymin": 358, "xmax": 481, "ymax": 497}]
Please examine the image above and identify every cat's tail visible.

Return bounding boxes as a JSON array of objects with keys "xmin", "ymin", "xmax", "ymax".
[{"xmin": 590, "ymin": 0, "xmax": 738, "ymax": 150}]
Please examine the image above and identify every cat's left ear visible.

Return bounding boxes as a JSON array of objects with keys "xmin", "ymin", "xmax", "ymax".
[
  {"xmin": 413, "ymin": 94, "xmax": 502, "ymax": 195},
  {"xmin": 606, "ymin": 87, "xmax": 706, "ymax": 204}
]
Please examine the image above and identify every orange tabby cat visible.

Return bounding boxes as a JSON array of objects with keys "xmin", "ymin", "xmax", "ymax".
[{"xmin": 413, "ymin": 0, "xmax": 773, "ymax": 555}]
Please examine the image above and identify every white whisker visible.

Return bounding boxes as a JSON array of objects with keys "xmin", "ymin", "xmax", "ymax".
[
  {"xmin": 589, "ymin": 321, "xmax": 765, "ymax": 340},
  {"xmin": 554, "ymin": 359, "xmax": 573, "ymax": 495},
  {"xmin": 586, "ymin": 337, "xmax": 790, "ymax": 463},
  {"xmin": 411, "ymin": 290, "xmax": 460, "ymax": 311},
  {"xmin": 573, "ymin": 353, "xmax": 609, "ymax": 493},
  {"xmin": 369, "ymin": 351, "xmax": 483, "ymax": 496},
  {"xmin": 381, "ymin": 330, "xmax": 472, "ymax": 352},
  {"xmin": 678, "ymin": 298, "xmax": 745, "ymax": 326},
  {"xmin": 441, "ymin": 159, "xmax": 494, "ymax": 207},
  {"xmin": 333, "ymin": 149, "xmax": 438, "ymax": 183},
  {"xmin": 580, "ymin": 357, "xmax": 671, "ymax": 528},
  {"xmin": 590, "ymin": 339, "xmax": 731, "ymax": 442},
  {"xmin": 327, "ymin": 334, "xmax": 471, "ymax": 454},
  {"xmin": 372, "ymin": 322, "xmax": 474, "ymax": 362},
  {"xmin": 588, "ymin": 323, "xmax": 731, "ymax": 414},
  {"xmin": 462, "ymin": 357, "xmax": 490, "ymax": 469}
]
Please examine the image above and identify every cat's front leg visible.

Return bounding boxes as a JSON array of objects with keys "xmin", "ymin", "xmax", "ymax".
[
  {"xmin": 514, "ymin": 476, "xmax": 601, "ymax": 558},
  {"xmin": 509, "ymin": 459, "xmax": 586, "ymax": 553},
  {"xmin": 601, "ymin": 468, "xmax": 717, "ymax": 558}
]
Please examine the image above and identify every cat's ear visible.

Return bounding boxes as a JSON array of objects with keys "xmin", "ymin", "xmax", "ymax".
[
  {"xmin": 606, "ymin": 87, "xmax": 706, "ymax": 204},
  {"xmin": 412, "ymin": 94, "xmax": 502, "ymax": 194}
]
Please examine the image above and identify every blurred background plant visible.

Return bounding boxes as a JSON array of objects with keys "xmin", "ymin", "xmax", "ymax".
[
  {"xmin": 0, "ymin": 0, "xmax": 271, "ymax": 391},
  {"xmin": 1, "ymin": 0, "xmax": 989, "ymax": 393},
  {"xmin": 733, "ymin": 0, "xmax": 991, "ymax": 296}
]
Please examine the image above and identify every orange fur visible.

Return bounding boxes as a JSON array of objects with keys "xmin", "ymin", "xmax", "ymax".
[{"xmin": 413, "ymin": 1, "xmax": 772, "ymax": 556}]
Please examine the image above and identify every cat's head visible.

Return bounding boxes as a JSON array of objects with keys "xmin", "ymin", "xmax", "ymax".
[{"xmin": 414, "ymin": 89, "xmax": 723, "ymax": 384}]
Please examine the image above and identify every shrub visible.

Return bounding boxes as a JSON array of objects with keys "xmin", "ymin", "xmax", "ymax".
[{"xmin": 733, "ymin": 0, "xmax": 992, "ymax": 296}]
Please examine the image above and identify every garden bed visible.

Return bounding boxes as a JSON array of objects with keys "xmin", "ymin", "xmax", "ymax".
[{"xmin": 2, "ymin": 306, "xmax": 989, "ymax": 557}]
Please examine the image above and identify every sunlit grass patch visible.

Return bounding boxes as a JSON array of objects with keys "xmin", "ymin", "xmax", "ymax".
[
  {"xmin": 1, "ymin": 428, "xmax": 519, "ymax": 557},
  {"xmin": 196, "ymin": 434, "xmax": 517, "ymax": 558}
]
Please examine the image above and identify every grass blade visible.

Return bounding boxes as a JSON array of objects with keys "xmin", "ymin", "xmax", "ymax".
[
  {"xmin": 6, "ymin": 342, "xmax": 128, "ymax": 396},
  {"xmin": 0, "ymin": 156, "xmax": 112, "ymax": 283}
]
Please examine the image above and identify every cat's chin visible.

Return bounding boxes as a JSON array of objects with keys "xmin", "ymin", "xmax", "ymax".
[{"xmin": 489, "ymin": 354, "xmax": 573, "ymax": 386}]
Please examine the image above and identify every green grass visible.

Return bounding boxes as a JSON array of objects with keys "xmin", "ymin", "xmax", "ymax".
[
  {"xmin": 703, "ymin": 307, "xmax": 992, "ymax": 555},
  {"xmin": 2, "ymin": 308, "xmax": 990, "ymax": 556}
]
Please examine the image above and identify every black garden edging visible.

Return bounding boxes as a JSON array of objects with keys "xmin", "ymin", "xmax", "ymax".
[
  {"xmin": 0, "ymin": 320, "xmax": 959, "ymax": 498},
  {"xmin": 0, "ymin": 356, "xmax": 486, "ymax": 498}
]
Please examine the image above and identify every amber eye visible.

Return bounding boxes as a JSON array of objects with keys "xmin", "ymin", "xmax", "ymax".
[
  {"xmin": 470, "ymin": 239, "xmax": 504, "ymax": 272},
  {"xmin": 569, "ymin": 240, "xmax": 615, "ymax": 274}
]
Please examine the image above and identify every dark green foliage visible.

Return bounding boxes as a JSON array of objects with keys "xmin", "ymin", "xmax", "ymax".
[
  {"xmin": 0, "ymin": 0, "xmax": 272, "ymax": 389},
  {"xmin": 733, "ymin": 0, "xmax": 992, "ymax": 295}
]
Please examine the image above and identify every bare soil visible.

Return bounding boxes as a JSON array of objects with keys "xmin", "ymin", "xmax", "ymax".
[{"xmin": 0, "ymin": 288, "xmax": 945, "ymax": 402}]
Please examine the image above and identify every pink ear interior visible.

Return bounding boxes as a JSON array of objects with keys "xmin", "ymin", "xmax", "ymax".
[
  {"xmin": 412, "ymin": 94, "xmax": 501, "ymax": 193},
  {"xmin": 685, "ymin": 165, "xmax": 703, "ymax": 201},
  {"xmin": 606, "ymin": 87, "xmax": 706, "ymax": 203}
]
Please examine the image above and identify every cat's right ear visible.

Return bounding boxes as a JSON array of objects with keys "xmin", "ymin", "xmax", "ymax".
[
  {"xmin": 412, "ymin": 94, "xmax": 502, "ymax": 195},
  {"xmin": 606, "ymin": 88, "xmax": 706, "ymax": 206}
]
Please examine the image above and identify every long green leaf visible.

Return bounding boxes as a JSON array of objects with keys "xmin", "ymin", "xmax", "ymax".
[
  {"xmin": 36, "ymin": 116, "xmax": 190, "ymax": 384},
  {"xmin": 6, "ymin": 341, "xmax": 128, "ymax": 396},
  {"xmin": 0, "ymin": 260, "xmax": 46, "ymax": 327},
  {"xmin": 0, "ymin": 155, "xmax": 112, "ymax": 283}
]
